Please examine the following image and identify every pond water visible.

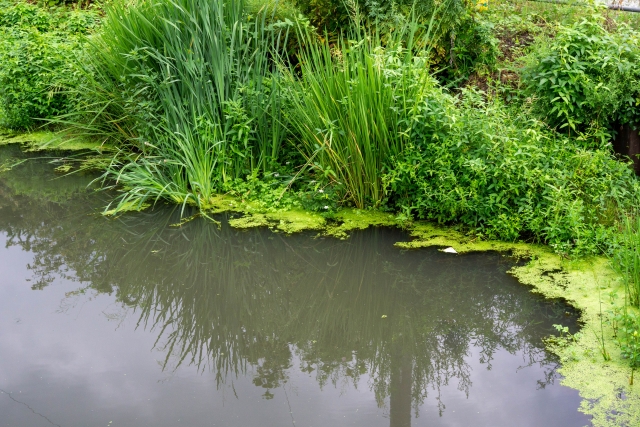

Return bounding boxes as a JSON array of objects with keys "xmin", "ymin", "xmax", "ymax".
[{"xmin": 0, "ymin": 145, "xmax": 591, "ymax": 427}]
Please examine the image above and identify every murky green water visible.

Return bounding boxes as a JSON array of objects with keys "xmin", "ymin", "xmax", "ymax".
[{"xmin": 0, "ymin": 146, "xmax": 591, "ymax": 427}]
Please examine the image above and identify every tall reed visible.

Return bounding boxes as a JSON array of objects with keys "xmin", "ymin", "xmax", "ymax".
[
  {"xmin": 63, "ymin": 0, "xmax": 288, "ymax": 211},
  {"xmin": 281, "ymin": 11, "xmax": 439, "ymax": 208},
  {"xmin": 614, "ymin": 213, "xmax": 640, "ymax": 308}
]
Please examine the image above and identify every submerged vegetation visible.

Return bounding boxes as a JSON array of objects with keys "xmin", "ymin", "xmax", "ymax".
[{"xmin": 3, "ymin": 0, "xmax": 640, "ymax": 423}]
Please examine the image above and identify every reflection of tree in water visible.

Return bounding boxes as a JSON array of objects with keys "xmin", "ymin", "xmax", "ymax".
[{"xmin": 0, "ymin": 151, "xmax": 575, "ymax": 424}]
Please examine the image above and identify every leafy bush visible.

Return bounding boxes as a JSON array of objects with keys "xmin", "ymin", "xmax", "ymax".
[
  {"xmin": 0, "ymin": 1, "xmax": 52, "ymax": 30},
  {"xmin": 384, "ymin": 90, "xmax": 640, "ymax": 254},
  {"xmin": 293, "ymin": 0, "xmax": 496, "ymax": 86},
  {"xmin": 295, "ymin": 0, "xmax": 470, "ymax": 42},
  {"xmin": 0, "ymin": 1, "xmax": 99, "ymax": 129},
  {"xmin": 522, "ymin": 13, "xmax": 640, "ymax": 136},
  {"xmin": 444, "ymin": 16, "xmax": 498, "ymax": 82}
]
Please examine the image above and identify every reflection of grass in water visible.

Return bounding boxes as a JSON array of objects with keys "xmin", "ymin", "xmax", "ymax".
[
  {"xmin": 0, "ymin": 145, "xmax": 98, "ymax": 205},
  {"xmin": 58, "ymin": 210, "xmax": 569, "ymax": 408},
  {"xmin": 0, "ymin": 173, "xmax": 574, "ymax": 411}
]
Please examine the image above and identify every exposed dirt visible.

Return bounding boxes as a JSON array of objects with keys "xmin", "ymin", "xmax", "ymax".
[{"xmin": 497, "ymin": 29, "xmax": 535, "ymax": 62}]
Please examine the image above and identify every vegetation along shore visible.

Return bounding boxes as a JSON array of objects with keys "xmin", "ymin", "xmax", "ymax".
[{"xmin": 3, "ymin": 0, "xmax": 640, "ymax": 424}]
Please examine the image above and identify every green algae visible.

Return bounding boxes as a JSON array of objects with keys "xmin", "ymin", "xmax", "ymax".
[
  {"xmin": 519, "ymin": 257, "xmax": 640, "ymax": 427},
  {"xmin": 326, "ymin": 209, "xmax": 399, "ymax": 239},
  {"xmin": 0, "ymin": 130, "xmax": 113, "ymax": 152},
  {"xmin": 0, "ymin": 130, "xmax": 115, "ymax": 175},
  {"xmin": 228, "ymin": 209, "xmax": 325, "ymax": 233},
  {"xmin": 0, "ymin": 131, "xmax": 52, "ymax": 147},
  {"xmin": 223, "ymin": 205, "xmax": 398, "ymax": 236}
]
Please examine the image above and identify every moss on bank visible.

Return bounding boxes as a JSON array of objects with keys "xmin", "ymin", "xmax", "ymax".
[
  {"xmin": 404, "ymin": 223, "xmax": 640, "ymax": 426},
  {"xmin": 0, "ymin": 129, "xmax": 113, "ymax": 152}
]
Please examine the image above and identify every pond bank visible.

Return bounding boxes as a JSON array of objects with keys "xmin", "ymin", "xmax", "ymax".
[{"xmin": 0, "ymin": 137, "xmax": 638, "ymax": 426}]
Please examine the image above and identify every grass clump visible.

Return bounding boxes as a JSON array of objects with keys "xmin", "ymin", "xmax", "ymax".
[
  {"xmin": 66, "ymin": 0, "xmax": 290, "ymax": 210},
  {"xmin": 614, "ymin": 214, "xmax": 640, "ymax": 308},
  {"xmin": 282, "ymin": 16, "xmax": 436, "ymax": 208}
]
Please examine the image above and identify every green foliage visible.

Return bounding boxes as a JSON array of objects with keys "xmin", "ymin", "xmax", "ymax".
[
  {"xmin": 18, "ymin": 0, "xmax": 638, "ymax": 261},
  {"xmin": 548, "ymin": 323, "xmax": 579, "ymax": 347},
  {"xmin": 522, "ymin": 13, "xmax": 640, "ymax": 136},
  {"xmin": 384, "ymin": 90, "xmax": 639, "ymax": 255},
  {"xmin": 247, "ymin": 0, "xmax": 301, "ymax": 21},
  {"xmin": 612, "ymin": 309, "xmax": 640, "ymax": 370},
  {"xmin": 0, "ymin": 1, "xmax": 52, "ymax": 30},
  {"xmin": 295, "ymin": 0, "xmax": 468, "ymax": 37},
  {"xmin": 282, "ymin": 16, "xmax": 436, "ymax": 208},
  {"xmin": 64, "ymin": 0, "xmax": 290, "ymax": 211},
  {"xmin": 294, "ymin": 0, "xmax": 494, "ymax": 81},
  {"xmin": 444, "ymin": 15, "xmax": 499, "ymax": 82},
  {"xmin": 0, "ymin": 1, "xmax": 99, "ymax": 130},
  {"xmin": 613, "ymin": 213, "xmax": 640, "ymax": 307}
]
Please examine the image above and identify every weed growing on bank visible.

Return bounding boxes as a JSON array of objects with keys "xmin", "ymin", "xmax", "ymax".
[
  {"xmin": 384, "ymin": 90, "xmax": 639, "ymax": 255},
  {"xmin": 522, "ymin": 14, "xmax": 640, "ymax": 140},
  {"xmin": 282, "ymin": 15, "xmax": 436, "ymax": 209},
  {"xmin": 63, "ymin": 0, "xmax": 293, "ymax": 210},
  {"xmin": 0, "ymin": 1, "xmax": 100, "ymax": 129}
]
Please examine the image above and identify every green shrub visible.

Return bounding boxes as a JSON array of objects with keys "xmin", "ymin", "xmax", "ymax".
[
  {"xmin": 293, "ymin": 0, "xmax": 496, "ymax": 85},
  {"xmin": 0, "ymin": 1, "xmax": 52, "ymax": 30},
  {"xmin": 444, "ymin": 16, "xmax": 498, "ymax": 82},
  {"xmin": 521, "ymin": 13, "xmax": 640, "ymax": 137},
  {"xmin": 295, "ymin": 0, "xmax": 468, "ymax": 37},
  {"xmin": 0, "ymin": 1, "xmax": 99, "ymax": 129},
  {"xmin": 0, "ymin": 28, "xmax": 74, "ymax": 129},
  {"xmin": 384, "ymin": 90, "xmax": 640, "ymax": 254}
]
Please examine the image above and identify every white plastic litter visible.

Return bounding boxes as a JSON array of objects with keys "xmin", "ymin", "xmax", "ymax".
[{"xmin": 442, "ymin": 247, "xmax": 458, "ymax": 254}]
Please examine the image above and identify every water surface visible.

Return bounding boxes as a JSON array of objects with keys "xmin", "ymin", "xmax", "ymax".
[{"xmin": 0, "ymin": 146, "xmax": 591, "ymax": 427}]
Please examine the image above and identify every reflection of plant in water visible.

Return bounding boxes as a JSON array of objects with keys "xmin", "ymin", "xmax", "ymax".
[{"xmin": 0, "ymin": 154, "xmax": 576, "ymax": 419}]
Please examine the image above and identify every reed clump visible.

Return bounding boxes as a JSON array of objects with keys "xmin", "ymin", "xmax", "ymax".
[
  {"xmin": 64, "ymin": 0, "xmax": 289, "ymax": 210},
  {"xmin": 282, "ymin": 17, "xmax": 436, "ymax": 208},
  {"xmin": 614, "ymin": 214, "xmax": 640, "ymax": 308}
]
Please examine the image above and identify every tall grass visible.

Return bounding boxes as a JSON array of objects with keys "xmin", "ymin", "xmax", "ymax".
[
  {"xmin": 63, "ymin": 0, "xmax": 288, "ymax": 210},
  {"xmin": 281, "ymin": 11, "xmax": 440, "ymax": 208},
  {"xmin": 614, "ymin": 213, "xmax": 640, "ymax": 308}
]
